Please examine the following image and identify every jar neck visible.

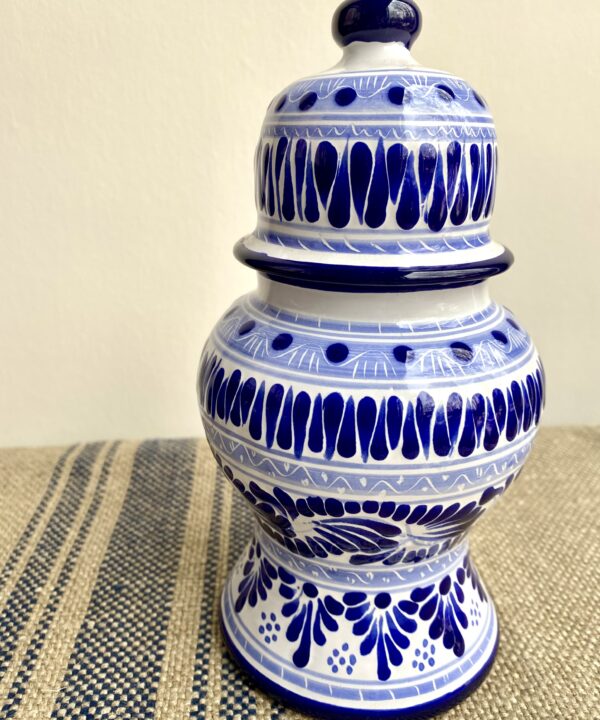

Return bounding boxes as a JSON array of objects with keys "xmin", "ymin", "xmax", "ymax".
[
  {"xmin": 326, "ymin": 41, "xmax": 420, "ymax": 73},
  {"xmin": 256, "ymin": 277, "xmax": 492, "ymax": 324}
]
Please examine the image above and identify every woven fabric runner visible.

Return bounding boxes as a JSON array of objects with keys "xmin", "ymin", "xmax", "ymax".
[{"xmin": 0, "ymin": 429, "xmax": 598, "ymax": 719}]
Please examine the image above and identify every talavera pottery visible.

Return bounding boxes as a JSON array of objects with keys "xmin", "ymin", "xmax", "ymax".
[{"xmin": 198, "ymin": 1, "xmax": 544, "ymax": 717}]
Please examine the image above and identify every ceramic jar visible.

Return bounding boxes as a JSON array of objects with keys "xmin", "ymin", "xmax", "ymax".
[{"xmin": 198, "ymin": 2, "xmax": 544, "ymax": 717}]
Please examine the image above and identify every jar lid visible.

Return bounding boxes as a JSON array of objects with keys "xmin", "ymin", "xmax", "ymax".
[{"xmin": 235, "ymin": 0, "xmax": 512, "ymax": 292}]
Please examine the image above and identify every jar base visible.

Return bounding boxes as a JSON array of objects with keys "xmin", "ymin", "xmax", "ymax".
[{"xmin": 220, "ymin": 537, "xmax": 499, "ymax": 719}]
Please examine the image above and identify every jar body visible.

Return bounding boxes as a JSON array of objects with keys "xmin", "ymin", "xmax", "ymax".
[{"xmin": 198, "ymin": 277, "xmax": 543, "ymax": 717}]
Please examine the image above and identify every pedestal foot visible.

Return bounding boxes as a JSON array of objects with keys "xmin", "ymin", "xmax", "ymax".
[{"xmin": 221, "ymin": 535, "xmax": 498, "ymax": 719}]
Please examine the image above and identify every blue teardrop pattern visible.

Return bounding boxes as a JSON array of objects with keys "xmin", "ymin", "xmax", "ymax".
[
  {"xmin": 397, "ymin": 151, "xmax": 420, "ymax": 230},
  {"xmin": 225, "ymin": 370, "xmax": 242, "ymax": 423},
  {"xmin": 402, "ymin": 403, "xmax": 420, "ymax": 460},
  {"xmin": 450, "ymin": 152, "xmax": 469, "ymax": 226},
  {"xmin": 315, "ymin": 142, "xmax": 338, "ymax": 207},
  {"xmin": 387, "ymin": 144, "xmax": 409, "ymax": 205},
  {"xmin": 416, "ymin": 393, "xmax": 435, "ymax": 460},
  {"xmin": 201, "ymin": 352, "xmax": 543, "ymax": 464},
  {"xmin": 216, "ymin": 377, "xmax": 227, "ymax": 420},
  {"xmin": 505, "ymin": 387, "xmax": 518, "ymax": 442},
  {"xmin": 472, "ymin": 143, "xmax": 487, "ymax": 222},
  {"xmin": 308, "ymin": 394, "xmax": 324, "ymax": 454},
  {"xmin": 471, "ymin": 394, "xmax": 486, "ymax": 448},
  {"xmin": 350, "ymin": 142, "xmax": 373, "ymax": 224},
  {"xmin": 427, "ymin": 152, "xmax": 448, "ymax": 232},
  {"xmin": 357, "ymin": 397, "xmax": 377, "ymax": 463},
  {"xmin": 259, "ymin": 144, "xmax": 269, "ymax": 212},
  {"xmin": 493, "ymin": 388, "xmax": 507, "ymax": 436},
  {"xmin": 329, "ymin": 143, "xmax": 351, "ymax": 229},
  {"xmin": 293, "ymin": 391, "xmax": 311, "ymax": 459},
  {"xmin": 418, "ymin": 144, "xmax": 437, "ymax": 204},
  {"xmin": 483, "ymin": 398, "xmax": 500, "ymax": 452},
  {"xmin": 240, "ymin": 378, "xmax": 257, "ymax": 426},
  {"xmin": 386, "ymin": 396, "xmax": 403, "ymax": 451},
  {"xmin": 522, "ymin": 381, "xmax": 533, "ymax": 433},
  {"xmin": 266, "ymin": 147, "xmax": 275, "ymax": 218},
  {"xmin": 337, "ymin": 397, "xmax": 357, "ymax": 459},
  {"xmin": 274, "ymin": 138, "xmax": 288, "ymax": 221},
  {"xmin": 458, "ymin": 404, "xmax": 476, "ymax": 458},
  {"xmin": 323, "ymin": 393, "xmax": 345, "ymax": 461},
  {"xmin": 266, "ymin": 384, "xmax": 285, "ymax": 449},
  {"xmin": 365, "ymin": 138, "xmax": 389, "ymax": 229},
  {"xmin": 294, "ymin": 140, "xmax": 307, "ymax": 221},
  {"xmin": 446, "ymin": 142, "xmax": 462, "ymax": 205},
  {"xmin": 304, "ymin": 146, "xmax": 320, "ymax": 223},
  {"xmin": 447, "ymin": 393, "xmax": 463, "ymax": 451},
  {"xmin": 370, "ymin": 400, "xmax": 389, "ymax": 462},
  {"xmin": 277, "ymin": 387, "xmax": 294, "ymax": 450},
  {"xmin": 209, "ymin": 367, "xmax": 224, "ymax": 421},
  {"xmin": 483, "ymin": 143, "xmax": 494, "ymax": 220},
  {"xmin": 230, "ymin": 382, "xmax": 243, "ymax": 427},
  {"xmin": 249, "ymin": 382, "xmax": 265, "ymax": 441},
  {"xmin": 433, "ymin": 406, "xmax": 451, "ymax": 457},
  {"xmin": 282, "ymin": 141, "xmax": 295, "ymax": 222},
  {"xmin": 256, "ymin": 138, "xmax": 496, "ymax": 232}
]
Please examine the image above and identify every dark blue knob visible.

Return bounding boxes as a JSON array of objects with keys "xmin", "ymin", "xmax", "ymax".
[{"xmin": 333, "ymin": 0, "xmax": 422, "ymax": 49}]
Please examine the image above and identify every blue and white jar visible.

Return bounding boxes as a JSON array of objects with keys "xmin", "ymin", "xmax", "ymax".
[{"xmin": 198, "ymin": 2, "xmax": 544, "ymax": 717}]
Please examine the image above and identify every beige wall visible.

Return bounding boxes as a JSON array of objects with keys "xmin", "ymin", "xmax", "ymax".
[{"xmin": 1, "ymin": 0, "xmax": 598, "ymax": 447}]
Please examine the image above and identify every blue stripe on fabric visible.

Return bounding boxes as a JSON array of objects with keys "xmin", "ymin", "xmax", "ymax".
[
  {"xmin": 50, "ymin": 439, "xmax": 197, "ymax": 720},
  {"xmin": 0, "ymin": 443, "xmax": 102, "ymax": 681},
  {"xmin": 219, "ymin": 477, "xmax": 257, "ymax": 718},
  {"xmin": 0, "ymin": 443, "xmax": 119, "ymax": 717},
  {"xmin": 189, "ymin": 466, "xmax": 225, "ymax": 719},
  {"xmin": 0, "ymin": 445, "xmax": 78, "ymax": 595}
]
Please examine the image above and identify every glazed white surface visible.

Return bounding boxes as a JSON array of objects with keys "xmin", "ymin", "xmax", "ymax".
[{"xmin": 257, "ymin": 277, "xmax": 492, "ymax": 323}]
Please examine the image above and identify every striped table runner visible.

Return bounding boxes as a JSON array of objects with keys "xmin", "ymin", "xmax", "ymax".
[{"xmin": 0, "ymin": 430, "xmax": 597, "ymax": 719}]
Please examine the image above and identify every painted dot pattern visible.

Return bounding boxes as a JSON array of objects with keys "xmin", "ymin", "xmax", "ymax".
[
  {"xmin": 451, "ymin": 342, "xmax": 474, "ymax": 363},
  {"xmin": 268, "ymin": 81, "xmax": 488, "ymax": 114},
  {"xmin": 393, "ymin": 345, "xmax": 414, "ymax": 364},
  {"xmin": 388, "ymin": 86, "xmax": 406, "ymax": 105},
  {"xmin": 258, "ymin": 612, "xmax": 281, "ymax": 645},
  {"xmin": 238, "ymin": 320, "xmax": 255, "ymax": 336},
  {"xmin": 413, "ymin": 638, "xmax": 436, "ymax": 672},
  {"xmin": 327, "ymin": 643, "xmax": 357, "ymax": 676},
  {"xmin": 233, "ymin": 326, "xmax": 520, "ymax": 367},
  {"xmin": 326, "ymin": 343, "xmax": 350, "ymax": 364},
  {"xmin": 435, "ymin": 84, "xmax": 456, "ymax": 100},
  {"xmin": 335, "ymin": 88, "xmax": 357, "ymax": 107},
  {"xmin": 299, "ymin": 92, "xmax": 318, "ymax": 111},
  {"xmin": 272, "ymin": 333, "xmax": 294, "ymax": 351},
  {"xmin": 492, "ymin": 330, "xmax": 509, "ymax": 345}
]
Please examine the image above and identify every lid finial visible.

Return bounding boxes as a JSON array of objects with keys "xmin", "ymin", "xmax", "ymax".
[{"xmin": 333, "ymin": 0, "xmax": 422, "ymax": 49}]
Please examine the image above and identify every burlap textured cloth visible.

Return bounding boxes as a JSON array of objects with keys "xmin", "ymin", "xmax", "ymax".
[{"xmin": 0, "ymin": 429, "xmax": 598, "ymax": 719}]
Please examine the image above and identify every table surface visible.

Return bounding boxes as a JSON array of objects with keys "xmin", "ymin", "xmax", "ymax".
[{"xmin": 0, "ymin": 429, "xmax": 598, "ymax": 720}]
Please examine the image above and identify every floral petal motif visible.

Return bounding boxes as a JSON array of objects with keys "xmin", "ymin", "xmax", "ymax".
[
  {"xmin": 410, "ymin": 557, "xmax": 487, "ymax": 658},
  {"xmin": 235, "ymin": 541, "xmax": 278, "ymax": 613},
  {"xmin": 278, "ymin": 571, "xmax": 344, "ymax": 669},
  {"xmin": 343, "ymin": 591, "xmax": 417, "ymax": 681}
]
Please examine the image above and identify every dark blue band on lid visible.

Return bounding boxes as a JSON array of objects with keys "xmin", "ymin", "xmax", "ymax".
[
  {"xmin": 234, "ymin": 241, "xmax": 514, "ymax": 293},
  {"xmin": 333, "ymin": 0, "xmax": 422, "ymax": 49}
]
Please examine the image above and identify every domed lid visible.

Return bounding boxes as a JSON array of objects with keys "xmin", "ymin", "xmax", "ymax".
[{"xmin": 235, "ymin": 0, "xmax": 512, "ymax": 292}]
